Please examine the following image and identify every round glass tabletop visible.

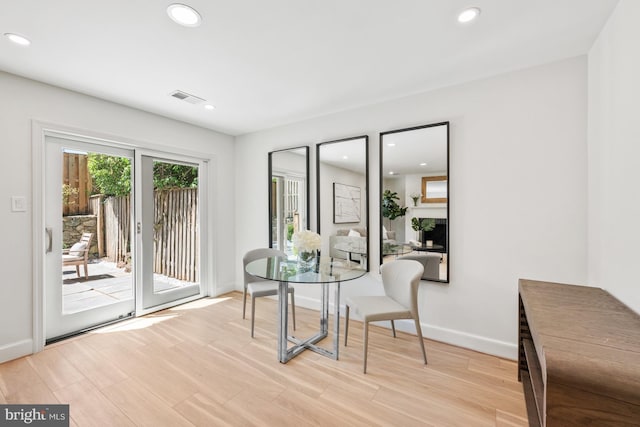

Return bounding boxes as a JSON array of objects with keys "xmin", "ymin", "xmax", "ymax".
[{"xmin": 246, "ymin": 256, "xmax": 366, "ymax": 284}]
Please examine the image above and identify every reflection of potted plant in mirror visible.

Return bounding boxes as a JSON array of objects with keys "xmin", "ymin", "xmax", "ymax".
[
  {"xmin": 382, "ymin": 190, "xmax": 408, "ymax": 230},
  {"xmin": 411, "ymin": 217, "xmax": 435, "ymax": 245}
]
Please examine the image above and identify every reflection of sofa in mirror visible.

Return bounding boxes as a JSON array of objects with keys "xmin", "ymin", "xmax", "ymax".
[
  {"xmin": 398, "ymin": 253, "xmax": 440, "ymax": 281},
  {"xmin": 329, "ymin": 228, "xmax": 395, "ymax": 261}
]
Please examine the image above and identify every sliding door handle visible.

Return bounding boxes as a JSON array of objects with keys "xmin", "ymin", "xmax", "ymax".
[{"xmin": 45, "ymin": 227, "xmax": 52, "ymax": 253}]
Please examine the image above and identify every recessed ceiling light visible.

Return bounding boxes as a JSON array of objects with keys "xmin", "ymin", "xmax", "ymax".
[
  {"xmin": 204, "ymin": 104, "xmax": 215, "ymax": 110},
  {"xmin": 342, "ymin": 155, "xmax": 348, "ymax": 160},
  {"xmin": 458, "ymin": 7, "xmax": 481, "ymax": 23},
  {"xmin": 387, "ymin": 143, "xmax": 396, "ymax": 147},
  {"xmin": 4, "ymin": 33, "xmax": 31, "ymax": 46},
  {"xmin": 167, "ymin": 4, "xmax": 202, "ymax": 27},
  {"xmin": 389, "ymin": 171, "xmax": 395, "ymax": 175},
  {"xmin": 419, "ymin": 162, "xmax": 427, "ymax": 166}
]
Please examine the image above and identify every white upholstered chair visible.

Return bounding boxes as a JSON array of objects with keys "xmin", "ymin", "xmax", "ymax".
[
  {"xmin": 243, "ymin": 248, "xmax": 296, "ymax": 338},
  {"xmin": 344, "ymin": 259, "xmax": 427, "ymax": 373}
]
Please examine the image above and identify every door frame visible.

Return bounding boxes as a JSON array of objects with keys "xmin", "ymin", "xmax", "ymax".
[{"xmin": 31, "ymin": 120, "xmax": 215, "ymax": 353}]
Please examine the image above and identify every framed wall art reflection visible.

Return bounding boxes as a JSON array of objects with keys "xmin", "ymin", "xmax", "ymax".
[{"xmin": 333, "ymin": 183, "xmax": 361, "ymax": 223}]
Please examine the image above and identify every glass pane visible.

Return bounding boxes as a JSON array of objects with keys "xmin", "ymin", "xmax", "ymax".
[
  {"xmin": 61, "ymin": 150, "xmax": 134, "ymax": 314},
  {"xmin": 152, "ymin": 160, "xmax": 200, "ymax": 293}
]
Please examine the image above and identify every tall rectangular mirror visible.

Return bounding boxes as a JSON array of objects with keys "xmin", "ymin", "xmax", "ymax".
[
  {"xmin": 380, "ymin": 122, "xmax": 449, "ymax": 282},
  {"xmin": 317, "ymin": 136, "xmax": 369, "ymax": 271},
  {"xmin": 269, "ymin": 146, "xmax": 309, "ymax": 257}
]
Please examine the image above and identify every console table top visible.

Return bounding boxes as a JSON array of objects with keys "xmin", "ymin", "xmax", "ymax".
[{"xmin": 519, "ymin": 279, "xmax": 640, "ymax": 407}]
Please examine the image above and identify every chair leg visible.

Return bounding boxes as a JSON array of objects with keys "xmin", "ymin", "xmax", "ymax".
[
  {"xmin": 344, "ymin": 305, "xmax": 350, "ymax": 346},
  {"xmin": 363, "ymin": 321, "xmax": 369, "ymax": 374},
  {"xmin": 391, "ymin": 320, "xmax": 396, "ymax": 338},
  {"xmin": 84, "ymin": 263, "xmax": 88, "ymax": 280},
  {"xmin": 242, "ymin": 288, "xmax": 248, "ymax": 319},
  {"xmin": 414, "ymin": 317, "xmax": 428, "ymax": 365},
  {"xmin": 75, "ymin": 265, "xmax": 80, "ymax": 277},
  {"xmin": 290, "ymin": 290, "xmax": 296, "ymax": 331},
  {"xmin": 251, "ymin": 295, "xmax": 256, "ymax": 338}
]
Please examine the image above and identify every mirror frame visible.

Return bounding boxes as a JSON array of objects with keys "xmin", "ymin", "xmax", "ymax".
[
  {"xmin": 268, "ymin": 146, "xmax": 310, "ymax": 249},
  {"xmin": 316, "ymin": 135, "xmax": 369, "ymax": 271},
  {"xmin": 379, "ymin": 122, "xmax": 450, "ymax": 282}
]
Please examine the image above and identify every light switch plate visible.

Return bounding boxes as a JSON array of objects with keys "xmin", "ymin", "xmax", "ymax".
[{"xmin": 11, "ymin": 196, "xmax": 26, "ymax": 212}]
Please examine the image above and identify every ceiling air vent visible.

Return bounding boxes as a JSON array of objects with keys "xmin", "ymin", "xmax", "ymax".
[{"xmin": 169, "ymin": 90, "xmax": 205, "ymax": 105}]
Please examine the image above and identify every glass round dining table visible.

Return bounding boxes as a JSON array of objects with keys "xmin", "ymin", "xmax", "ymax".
[{"xmin": 246, "ymin": 255, "xmax": 366, "ymax": 363}]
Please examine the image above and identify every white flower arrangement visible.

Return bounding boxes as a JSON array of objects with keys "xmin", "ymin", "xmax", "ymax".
[{"xmin": 292, "ymin": 230, "xmax": 321, "ymax": 253}]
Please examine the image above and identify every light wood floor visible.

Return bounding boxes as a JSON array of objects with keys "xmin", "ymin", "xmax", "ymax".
[{"xmin": 0, "ymin": 292, "xmax": 528, "ymax": 426}]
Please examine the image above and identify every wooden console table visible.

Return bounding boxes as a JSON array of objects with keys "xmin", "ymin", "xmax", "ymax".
[{"xmin": 518, "ymin": 279, "xmax": 640, "ymax": 426}]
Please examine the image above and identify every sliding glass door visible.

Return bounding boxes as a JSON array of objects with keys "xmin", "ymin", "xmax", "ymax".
[
  {"xmin": 45, "ymin": 137, "xmax": 135, "ymax": 341},
  {"xmin": 43, "ymin": 135, "xmax": 208, "ymax": 340},
  {"xmin": 137, "ymin": 154, "xmax": 205, "ymax": 310},
  {"xmin": 271, "ymin": 174, "xmax": 306, "ymax": 257}
]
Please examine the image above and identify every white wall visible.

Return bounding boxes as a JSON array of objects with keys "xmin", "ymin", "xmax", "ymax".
[
  {"xmin": 235, "ymin": 57, "xmax": 588, "ymax": 359},
  {"xmin": 0, "ymin": 71, "xmax": 235, "ymax": 363},
  {"xmin": 588, "ymin": 0, "xmax": 640, "ymax": 313}
]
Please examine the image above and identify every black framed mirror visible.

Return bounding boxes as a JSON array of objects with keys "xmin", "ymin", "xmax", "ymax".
[
  {"xmin": 317, "ymin": 136, "xmax": 369, "ymax": 271},
  {"xmin": 380, "ymin": 122, "xmax": 449, "ymax": 282},
  {"xmin": 268, "ymin": 146, "xmax": 310, "ymax": 257}
]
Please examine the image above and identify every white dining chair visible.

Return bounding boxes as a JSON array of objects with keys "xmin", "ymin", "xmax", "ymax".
[
  {"xmin": 344, "ymin": 259, "xmax": 427, "ymax": 373},
  {"xmin": 243, "ymin": 248, "xmax": 296, "ymax": 337}
]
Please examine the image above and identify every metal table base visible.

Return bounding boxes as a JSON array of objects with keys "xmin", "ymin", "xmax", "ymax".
[{"xmin": 278, "ymin": 280, "xmax": 341, "ymax": 363}]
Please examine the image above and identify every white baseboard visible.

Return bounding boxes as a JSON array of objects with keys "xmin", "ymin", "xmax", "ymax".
[
  {"xmin": 293, "ymin": 294, "xmax": 327, "ymax": 311},
  {"xmin": 289, "ymin": 295, "xmax": 517, "ymax": 360},
  {"xmin": 0, "ymin": 339, "xmax": 33, "ymax": 364},
  {"xmin": 390, "ymin": 319, "xmax": 517, "ymax": 360}
]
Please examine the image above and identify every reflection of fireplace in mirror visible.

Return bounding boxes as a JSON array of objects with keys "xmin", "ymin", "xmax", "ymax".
[{"xmin": 418, "ymin": 218, "xmax": 447, "ymax": 252}]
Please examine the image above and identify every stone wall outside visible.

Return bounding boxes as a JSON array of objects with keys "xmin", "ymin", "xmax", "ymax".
[{"xmin": 62, "ymin": 215, "xmax": 99, "ymax": 257}]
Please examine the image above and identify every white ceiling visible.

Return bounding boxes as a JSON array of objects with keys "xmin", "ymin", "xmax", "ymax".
[{"xmin": 0, "ymin": 0, "xmax": 618, "ymax": 136}]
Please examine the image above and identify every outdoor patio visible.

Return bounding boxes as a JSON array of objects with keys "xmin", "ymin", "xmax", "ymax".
[{"xmin": 62, "ymin": 259, "xmax": 196, "ymax": 314}]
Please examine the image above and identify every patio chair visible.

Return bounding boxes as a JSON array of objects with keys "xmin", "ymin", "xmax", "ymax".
[{"xmin": 62, "ymin": 232, "xmax": 93, "ymax": 279}]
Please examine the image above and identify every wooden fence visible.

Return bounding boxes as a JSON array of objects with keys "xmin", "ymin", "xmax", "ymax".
[
  {"xmin": 153, "ymin": 188, "xmax": 199, "ymax": 282},
  {"xmin": 89, "ymin": 195, "xmax": 105, "ymax": 257},
  {"xmin": 104, "ymin": 196, "xmax": 132, "ymax": 267},
  {"xmin": 63, "ymin": 153, "xmax": 92, "ymax": 215},
  {"xmin": 93, "ymin": 188, "xmax": 199, "ymax": 282}
]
